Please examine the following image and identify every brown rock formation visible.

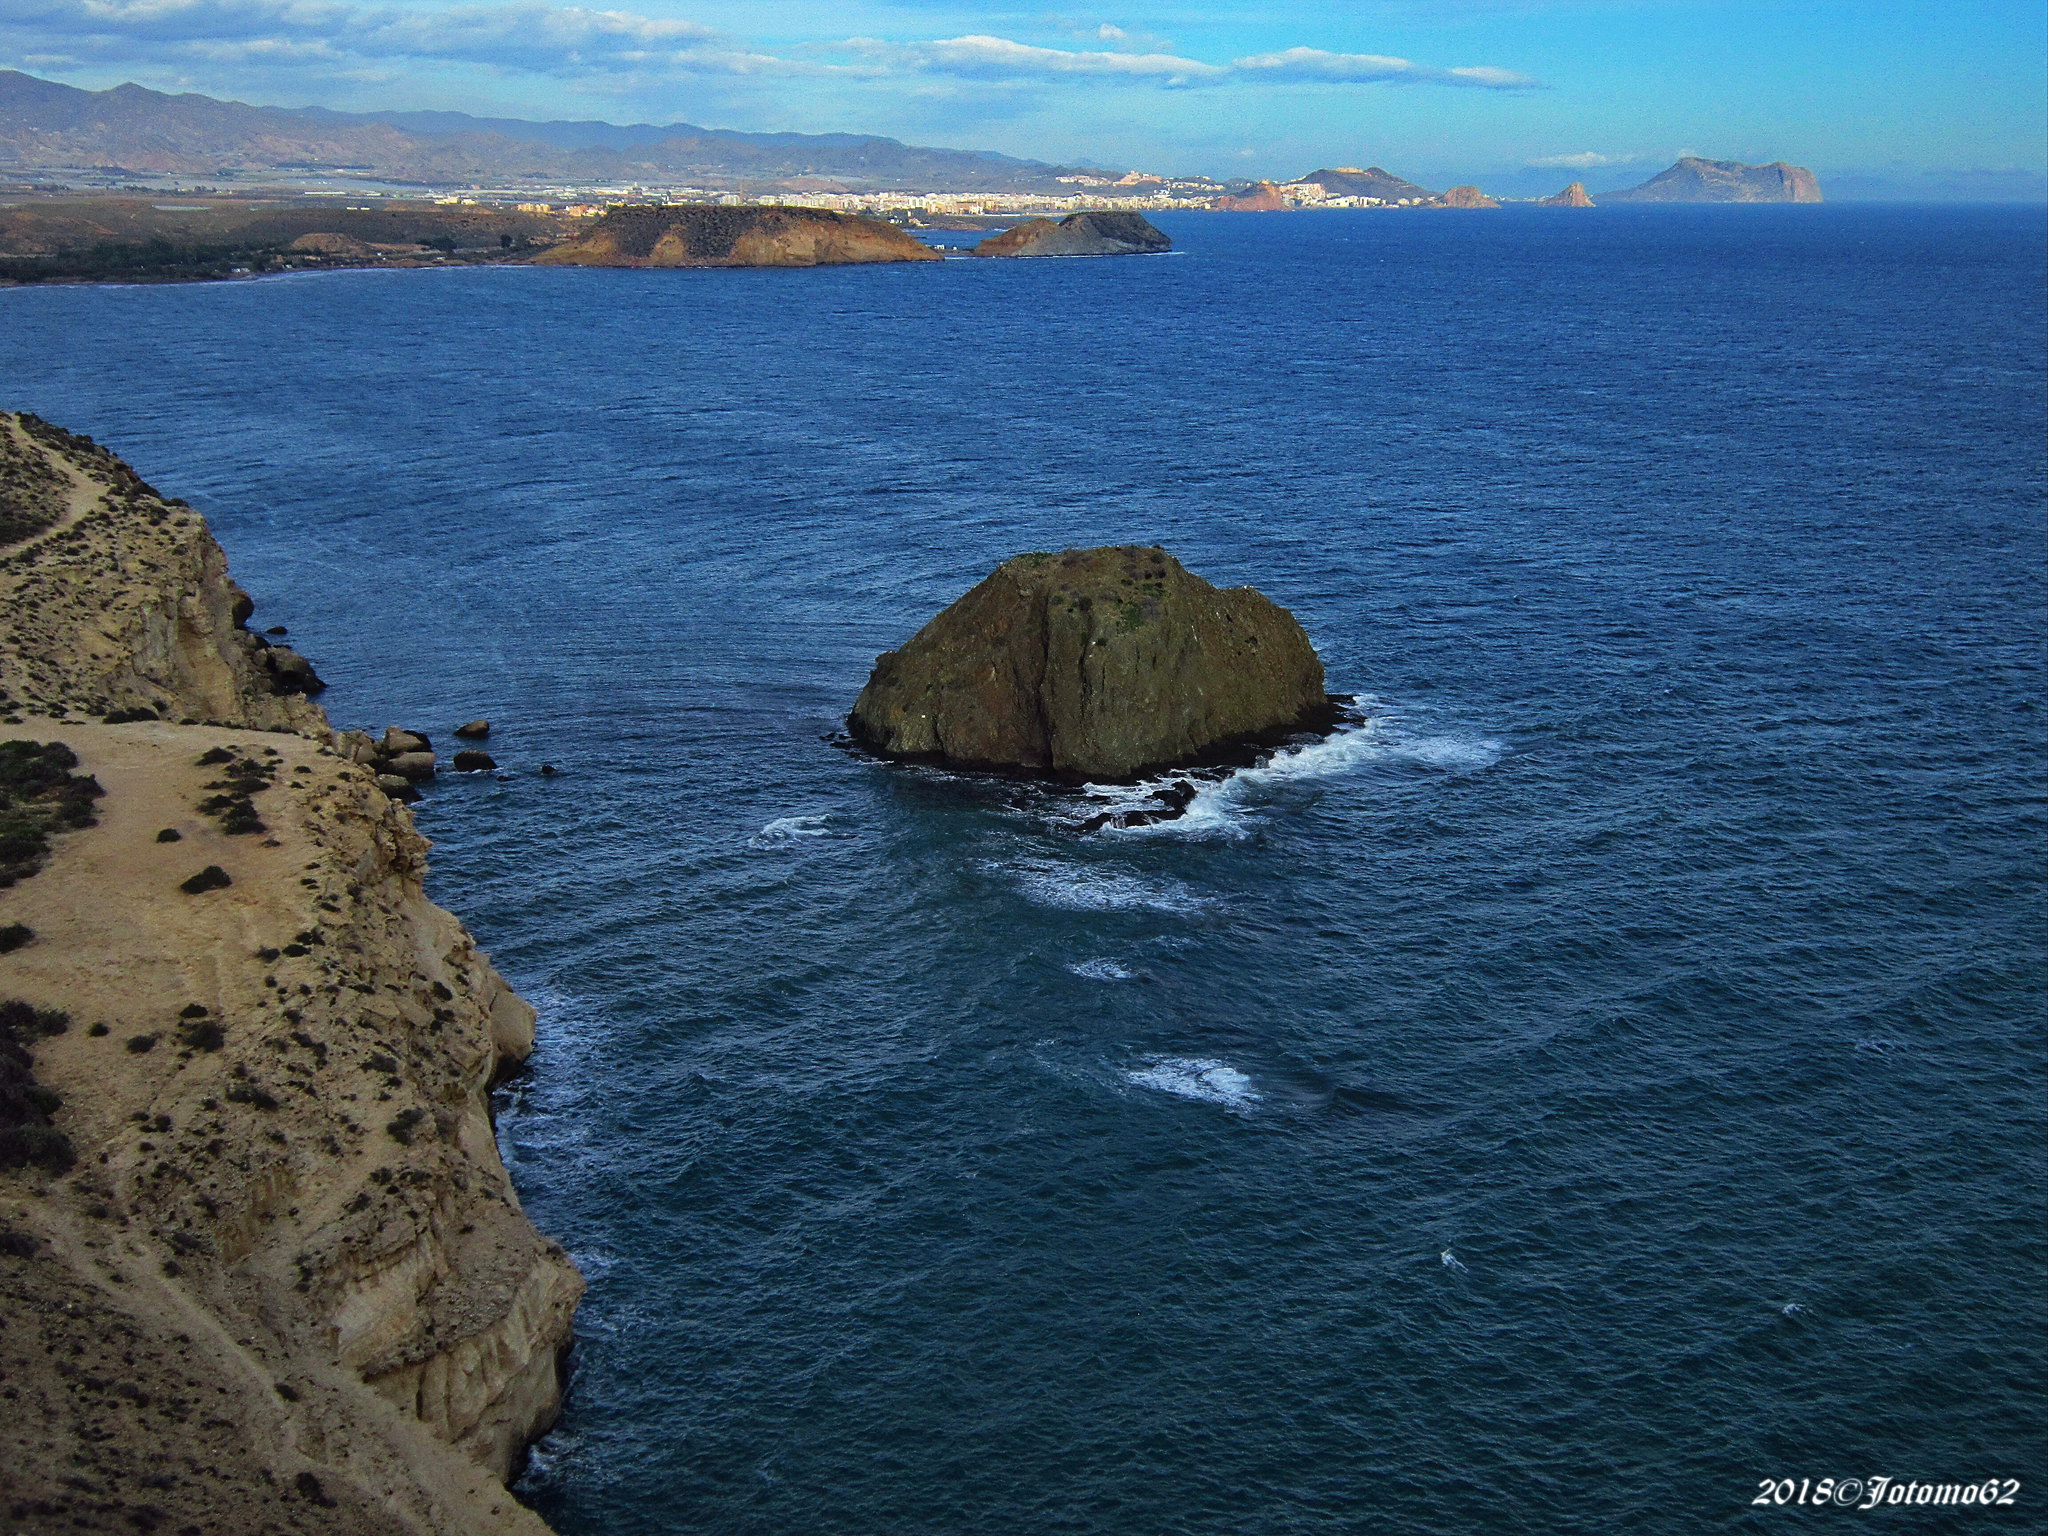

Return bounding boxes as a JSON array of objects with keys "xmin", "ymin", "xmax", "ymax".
[
  {"xmin": 848, "ymin": 546, "xmax": 1331, "ymax": 782},
  {"xmin": 289, "ymin": 231, "xmax": 378, "ymax": 256},
  {"xmin": 0, "ymin": 412, "xmax": 580, "ymax": 1534},
  {"xmin": 1537, "ymin": 182, "xmax": 1596, "ymax": 207},
  {"xmin": 532, "ymin": 204, "xmax": 939, "ymax": 268},
  {"xmin": 1294, "ymin": 166, "xmax": 1438, "ymax": 203},
  {"xmin": 1215, "ymin": 182, "xmax": 1287, "ymax": 212},
  {"xmin": 973, "ymin": 211, "xmax": 1171, "ymax": 257},
  {"xmin": 1431, "ymin": 185, "xmax": 1502, "ymax": 209},
  {"xmin": 1601, "ymin": 157, "xmax": 1822, "ymax": 203}
]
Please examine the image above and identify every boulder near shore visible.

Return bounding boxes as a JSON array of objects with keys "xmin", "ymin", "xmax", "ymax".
[{"xmin": 849, "ymin": 546, "xmax": 1332, "ymax": 782}]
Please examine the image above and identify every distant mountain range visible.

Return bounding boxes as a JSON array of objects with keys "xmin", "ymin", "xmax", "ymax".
[
  {"xmin": 0, "ymin": 71, "xmax": 1089, "ymax": 191},
  {"xmin": 0, "ymin": 71, "xmax": 1828, "ymax": 205}
]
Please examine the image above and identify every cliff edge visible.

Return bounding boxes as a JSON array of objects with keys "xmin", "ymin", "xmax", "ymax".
[
  {"xmin": 848, "ymin": 545, "xmax": 1331, "ymax": 782},
  {"xmin": 533, "ymin": 203, "xmax": 939, "ymax": 268},
  {"xmin": 0, "ymin": 412, "xmax": 581, "ymax": 1535}
]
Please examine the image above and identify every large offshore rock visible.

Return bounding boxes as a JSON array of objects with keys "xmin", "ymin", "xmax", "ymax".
[
  {"xmin": 849, "ymin": 546, "xmax": 1330, "ymax": 781},
  {"xmin": 974, "ymin": 211, "xmax": 1171, "ymax": 258}
]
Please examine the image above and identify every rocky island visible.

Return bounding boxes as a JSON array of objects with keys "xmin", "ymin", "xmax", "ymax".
[
  {"xmin": 848, "ymin": 546, "xmax": 1333, "ymax": 783},
  {"xmin": 0, "ymin": 412, "xmax": 579, "ymax": 1534},
  {"xmin": 534, "ymin": 204, "xmax": 939, "ymax": 268},
  {"xmin": 973, "ymin": 211, "xmax": 1171, "ymax": 258}
]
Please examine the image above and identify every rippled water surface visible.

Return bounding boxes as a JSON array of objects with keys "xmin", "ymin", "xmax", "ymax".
[{"xmin": 4, "ymin": 206, "xmax": 2044, "ymax": 1533}]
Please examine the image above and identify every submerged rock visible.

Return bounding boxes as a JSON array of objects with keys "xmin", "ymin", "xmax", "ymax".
[
  {"xmin": 974, "ymin": 211, "xmax": 1172, "ymax": 258},
  {"xmin": 848, "ymin": 545, "xmax": 1331, "ymax": 782}
]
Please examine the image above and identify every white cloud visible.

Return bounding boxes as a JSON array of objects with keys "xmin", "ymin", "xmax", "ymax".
[
  {"xmin": 1528, "ymin": 150, "xmax": 1634, "ymax": 167},
  {"xmin": 1, "ymin": 3, "xmax": 1537, "ymax": 92},
  {"xmin": 1231, "ymin": 46, "xmax": 1537, "ymax": 90},
  {"xmin": 841, "ymin": 34, "xmax": 1223, "ymax": 85}
]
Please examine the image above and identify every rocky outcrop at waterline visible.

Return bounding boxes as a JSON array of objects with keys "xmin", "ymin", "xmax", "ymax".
[
  {"xmin": 848, "ymin": 546, "xmax": 1332, "ymax": 782},
  {"xmin": 1430, "ymin": 186, "xmax": 1502, "ymax": 210},
  {"xmin": 533, "ymin": 203, "xmax": 940, "ymax": 268},
  {"xmin": 1537, "ymin": 182, "xmax": 1596, "ymax": 207},
  {"xmin": 0, "ymin": 410, "xmax": 580, "ymax": 1535},
  {"xmin": 973, "ymin": 211, "xmax": 1171, "ymax": 258}
]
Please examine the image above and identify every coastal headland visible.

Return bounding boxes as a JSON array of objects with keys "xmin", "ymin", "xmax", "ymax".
[{"xmin": 0, "ymin": 412, "xmax": 581, "ymax": 1534}]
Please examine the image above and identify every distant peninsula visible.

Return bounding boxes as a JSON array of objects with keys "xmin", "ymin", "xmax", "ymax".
[{"xmin": 533, "ymin": 205, "xmax": 938, "ymax": 268}]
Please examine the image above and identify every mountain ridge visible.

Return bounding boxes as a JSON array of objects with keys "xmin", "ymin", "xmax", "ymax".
[{"xmin": 0, "ymin": 70, "xmax": 1093, "ymax": 190}]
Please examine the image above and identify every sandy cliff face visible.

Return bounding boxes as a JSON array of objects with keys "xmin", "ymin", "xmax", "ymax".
[
  {"xmin": 0, "ymin": 414, "xmax": 327, "ymax": 730},
  {"xmin": 0, "ymin": 414, "xmax": 580, "ymax": 1534},
  {"xmin": 533, "ymin": 203, "xmax": 940, "ymax": 268}
]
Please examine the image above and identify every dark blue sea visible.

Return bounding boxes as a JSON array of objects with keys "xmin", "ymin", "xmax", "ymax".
[{"xmin": 3, "ymin": 205, "xmax": 2044, "ymax": 1533}]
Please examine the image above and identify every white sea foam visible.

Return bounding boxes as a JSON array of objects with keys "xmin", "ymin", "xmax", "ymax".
[
  {"xmin": 1092, "ymin": 710, "xmax": 1506, "ymax": 841},
  {"xmin": 1067, "ymin": 958, "xmax": 1136, "ymax": 981},
  {"xmin": 994, "ymin": 857, "xmax": 1209, "ymax": 913},
  {"xmin": 1123, "ymin": 1056, "xmax": 1258, "ymax": 1109},
  {"xmin": 750, "ymin": 813, "xmax": 836, "ymax": 848}
]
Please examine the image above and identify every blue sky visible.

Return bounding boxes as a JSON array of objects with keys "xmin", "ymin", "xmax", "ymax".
[{"xmin": 4, "ymin": 1, "xmax": 2044, "ymax": 191}]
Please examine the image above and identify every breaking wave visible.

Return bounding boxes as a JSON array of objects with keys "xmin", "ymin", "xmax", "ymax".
[{"xmin": 1122, "ymin": 1056, "xmax": 1259, "ymax": 1110}]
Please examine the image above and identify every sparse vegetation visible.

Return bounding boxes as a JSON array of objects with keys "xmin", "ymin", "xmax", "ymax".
[
  {"xmin": 0, "ymin": 739, "xmax": 103, "ymax": 887},
  {"xmin": 0, "ymin": 999, "xmax": 74, "ymax": 1173},
  {"xmin": 180, "ymin": 865, "xmax": 231, "ymax": 894},
  {"xmin": 0, "ymin": 922, "xmax": 31, "ymax": 953}
]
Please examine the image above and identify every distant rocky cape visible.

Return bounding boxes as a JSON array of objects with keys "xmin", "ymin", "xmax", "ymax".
[
  {"xmin": 534, "ymin": 205, "xmax": 938, "ymax": 268},
  {"xmin": 849, "ymin": 546, "xmax": 1332, "ymax": 782},
  {"xmin": 1600, "ymin": 157, "xmax": 1822, "ymax": 203}
]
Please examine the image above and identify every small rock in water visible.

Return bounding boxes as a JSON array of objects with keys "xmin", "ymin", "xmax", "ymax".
[
  {"xmin": 538, "ymin": 763, "xmax": 559, "ymax": 776},
  {"xmin": 454, "ymin": 719, "xmax": 491, "ymax": 739},
  {"xmin": 380, "ymin": 726, "xmax": 431, "ymax": 755},
  {"xmin": 264, "ymin": 624, "xmax": 289, "ymax": 636},
  {"xmin": 382, "ymin": 751, "xmax": 436, "ymax": 781},
  {"xmin": 452, "ymin": 750, "xmax": 496, "ymax": 771}
]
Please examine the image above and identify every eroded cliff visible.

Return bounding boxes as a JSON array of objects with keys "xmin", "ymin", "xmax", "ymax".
[{"xmin": 0, "ymin": 413, "xmax": 580, "ymax": 1535}]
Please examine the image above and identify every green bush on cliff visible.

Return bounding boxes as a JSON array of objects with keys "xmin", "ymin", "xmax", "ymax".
[
  {"xmin": 0, "ymin": 740, "xmax": 104, "ymax": 887},
  {"xmin": 0, "ymin": 1000, "xmax": 74, "ymax": 1174}
]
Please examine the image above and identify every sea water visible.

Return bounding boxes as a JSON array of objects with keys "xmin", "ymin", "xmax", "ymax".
[{"xmin": 3, "ymin": 205, "xmax": 2043, "ymax": 1534}]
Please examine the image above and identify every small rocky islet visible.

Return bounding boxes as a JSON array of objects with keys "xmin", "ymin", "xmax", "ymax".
[{"xmin": 848, "ymin": 545, "xmax": 1343, "ymax": 792}]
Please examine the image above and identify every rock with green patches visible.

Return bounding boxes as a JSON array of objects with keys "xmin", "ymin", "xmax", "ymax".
[{"xmin": 849, "ymin": 545, "xmax": 1331, "ymax": 781}]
